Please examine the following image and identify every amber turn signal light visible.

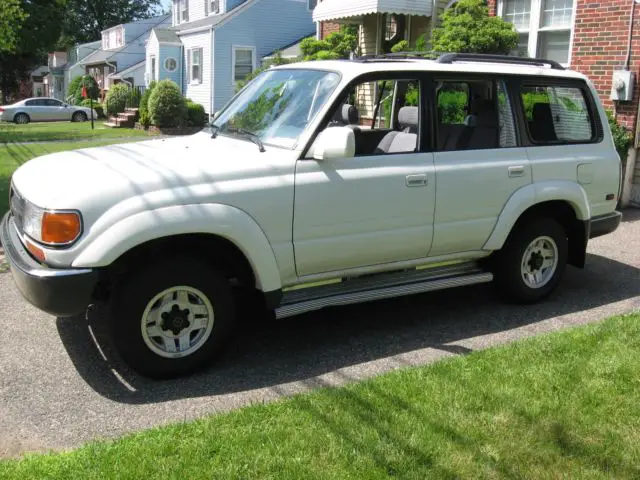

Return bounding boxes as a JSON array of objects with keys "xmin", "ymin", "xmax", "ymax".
[{"xmin": 41, "ymin": 211, "xmax": 81, "ymax": 245}]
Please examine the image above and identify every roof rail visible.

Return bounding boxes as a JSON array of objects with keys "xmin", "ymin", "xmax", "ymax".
[
  {"xmin": 353, "ymin": 51, "xmax": 441, "ymax": 62},
  {"xmin": 435, "ymin": 53, "xmax": 565, "ymax": 70}
]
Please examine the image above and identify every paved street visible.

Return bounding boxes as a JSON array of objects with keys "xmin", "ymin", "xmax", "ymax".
[{"xmin": 1, "ymin": 210, "xmax": 639, "ymax": 458}]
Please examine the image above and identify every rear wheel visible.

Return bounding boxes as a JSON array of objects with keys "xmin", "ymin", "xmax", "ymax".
[
  {"xmin": 72, "ymin": 111, "xmax": 87, "ymax": 122},
  {"xmin": 494, "ymin": 217, "xmax": 568, "ymax": 304},
  {"xmin": 14, "ymin": 113, "xmax": 29, "ymax": 124},
  {"xmin": 109, "ymin": 257, "xmax": 236, "ymax": 379}
]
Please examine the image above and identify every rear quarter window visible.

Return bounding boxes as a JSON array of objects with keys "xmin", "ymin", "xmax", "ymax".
[{"xmin": 520, "ymin": 84, "xmax": 598, "ymax": 145}]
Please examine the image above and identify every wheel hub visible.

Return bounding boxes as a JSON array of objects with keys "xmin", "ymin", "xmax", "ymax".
[
  {"xmin": 528, "ymin": 250, "xmax": 544, "ymax": 271},
  {"xmin": 161, "ymin": 304, "xmax": 191, "ymax": 335}
]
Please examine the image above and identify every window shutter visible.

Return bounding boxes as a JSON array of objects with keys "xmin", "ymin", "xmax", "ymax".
[{"xmin": 187, "ymin": 49, "xmax": 191, "ymax": 83}]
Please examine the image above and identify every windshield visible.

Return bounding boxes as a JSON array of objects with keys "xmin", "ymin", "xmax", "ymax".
[{"xmin": 212, "ymin": 69, "xmax": 341, "ymax": 149}]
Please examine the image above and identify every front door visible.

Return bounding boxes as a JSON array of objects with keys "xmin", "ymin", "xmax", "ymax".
[
  {"xmin": 293, "ymin": 75, "xmax": 436, "ymax": 277},
  {"xmin": 430, "ymin": 76, "xmax": 532, "ymax": 257}
]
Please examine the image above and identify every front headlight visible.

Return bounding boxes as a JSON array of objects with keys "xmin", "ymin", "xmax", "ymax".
[{"xmin": 22, "ymin": 201, "xmax": 82, "ymax": 246}]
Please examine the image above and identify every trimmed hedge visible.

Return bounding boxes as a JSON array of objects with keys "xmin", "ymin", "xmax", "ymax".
[
  {"xmin": 148, "ymin": 79, "xmax": 186, "ymax": 128},
  {"xmin": 105, "ymin": 84, "xmax": 129, "ymax": 116},
  {"xmin": 80, "ymin": 99, "xmax": 104, "ymax": 118},
  {"xmin": 139, "ymin": 81, "xmax": 156, "ymax": 118},
  {"xmin": 186, "ymin": 100, "xmax": 206, "ymax": 127}
]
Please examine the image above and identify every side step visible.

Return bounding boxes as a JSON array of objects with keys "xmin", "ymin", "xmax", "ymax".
[{"xmin": 275, "ymin": 262, "xmax": 493, "ymax": 319}]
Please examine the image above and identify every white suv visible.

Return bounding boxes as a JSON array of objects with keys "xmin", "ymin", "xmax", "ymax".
[{"xmin": 1, "ymin": 53, "xmax": 622, "ymax": 378}]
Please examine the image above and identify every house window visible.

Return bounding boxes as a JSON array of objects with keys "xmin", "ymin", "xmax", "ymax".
[
  {"xmin": 207, "ymin": 0, "xmax": 220, "ymax": 15},
  {"xmin": 499, "ymin": 0, "xmax": 575, "ymax": 65},
  {"xmin": 188, "ymin": 48, "xmax": 203, "ymax": 84},
  {"xmin": 180, "ymin": 0, "xmax": 189, "ymax": 22},
  {"xmin": 233, "ymin": 47, "xmax": 255, "ymax": 82},
  {"xmin": 164, "ymin": 57, "xmax": 177, "ymax": 72},
  {"xmin": 308, "ymin": 0, "xmax": 317, "ymax": 10},
  {"xmin": 150, "ymin": 56, "xmax": 157, "ymax": 81},
  {"xmin": 385, "ymin": 15, "xmax": 397, "ymax": 41}
]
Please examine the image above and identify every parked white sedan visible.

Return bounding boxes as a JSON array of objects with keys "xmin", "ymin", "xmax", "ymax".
[{"xmin": 0, "ymin": 97, "xmax": 98, "ymax": 124}]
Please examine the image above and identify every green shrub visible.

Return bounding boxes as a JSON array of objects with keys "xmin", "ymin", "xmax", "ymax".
[
  {"xmin": 139, "ymin": 81, "xmax": 156, "ymax": 118},
  {"xmin": 438, "ymin": 90, "xmax": 468, "ymax": 124},
  {"xmin": 606, "ymin": 110, "xmax": 633, "ymax": 161},
  {"xmin": 68, "ymin": 75, "xmax": 99, "ymax": 104},
  {"xmin": 67, "ymin": 76, "xmax": 83, "ymax": 104},
  {"xmin": 139, "ymin": 111, "xmax": 152, "ymax": 128},
  {"xmin": 80, "ymin": 99, "xmax": 105, "ymax": 118},
  {"xmin": 186, "ymin": 101, "xmax": 206, "ymax": 127},
  {"xmin": 105, "ymin": 84, "xmax": 129, "ymax": 116},
  {"xmin": 148, "ymin": 79, "xmax": 186, "ymax": 127}
]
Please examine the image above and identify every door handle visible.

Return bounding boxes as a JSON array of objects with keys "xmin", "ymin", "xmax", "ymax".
[
  {"xmin": 406, "ymin": 174, "xmax": 427, "ymax": 187},
  {"xmin": 508, "ymin": 165, "xmax": 525, "ymax": 178}
]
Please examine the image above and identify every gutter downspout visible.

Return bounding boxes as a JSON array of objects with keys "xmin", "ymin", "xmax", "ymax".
[{"xmin": 210, "ymin": 25, "xmax": 215, "ymax": 119}]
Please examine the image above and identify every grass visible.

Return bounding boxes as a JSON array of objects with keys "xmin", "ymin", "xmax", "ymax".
[
  {"xmin": 0, "ymin": 138, "xmax": 145, "ymax": 218},
  {"xmin": 2, "ymin": 313, "xmax": 639, "ymax": 479},
  {"xmin": 0, "ymin": 121, "xmax": 154, "ymax": 143}
]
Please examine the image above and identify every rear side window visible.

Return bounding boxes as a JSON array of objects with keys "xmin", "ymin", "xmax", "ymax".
[{"xmin": 521, "ymin": 85, "xmax": 595, "ymax": 144}]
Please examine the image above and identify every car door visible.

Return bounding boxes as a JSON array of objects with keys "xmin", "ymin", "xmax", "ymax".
[
  {"xmin": 45, "ymin": 99, "xmax": 68, "ymax": 120},
  {"xmin": 430, "ymin": 76, "xmax": 532, "ymax": 257},
  {"xmin": 23, "ymin": 99, "xmax": 44, "ymax": 121},
  {"xmin": 293, "ymin": 75, "xmax": 436, "ymax": 277}
]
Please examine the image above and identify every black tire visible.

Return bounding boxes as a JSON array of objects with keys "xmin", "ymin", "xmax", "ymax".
[
  {"xmin": 72, "ymin": 111, "xmax": 87, "ymax": 122},
  {"xmin": 109, "ymin": 257, "xmax": 236, "ymax": 379},
  {"xmin": 494, "ymin": 217, "xmax": 568, "ymax": 304},
  {"xmin": 14, "ymin": 113, "xmax": 29, "ymax": 124}
]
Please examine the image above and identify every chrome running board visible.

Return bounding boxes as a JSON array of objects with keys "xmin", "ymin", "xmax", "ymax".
[{"xmin": 276, "ymin": 262, "xmax": 493, "ymax": 319}]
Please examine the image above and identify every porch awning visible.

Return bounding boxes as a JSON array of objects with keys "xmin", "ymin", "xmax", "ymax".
[{"xmin": 312, "ymin": 0, "xmax": 433, "ymax": 23}]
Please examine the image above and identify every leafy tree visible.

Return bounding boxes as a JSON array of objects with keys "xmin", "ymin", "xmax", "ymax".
[
  {"xmin": 300, "ymin": 27, "xmax": 358, "ymax": 60},
  {"xmin": 431, "ymin": 0, "xmax": 518, "ymax": 54},
  {"xmin": 0, "ymin": 0, "xmax": 66, "ymax": 103},
  {"xmin": 67, "ymin": 74, "xmax": 99, "ymax": 103},
  {"xmin": 58, "ymin": 0, "xmax": 162, "ymax": 47},
  {"xmin": 147, "ymin": 79, "xmax": 186, "ymax": 127},
  {"xmin": 0, "ymin": 0, "xmax": 28, "ymax": 53}
]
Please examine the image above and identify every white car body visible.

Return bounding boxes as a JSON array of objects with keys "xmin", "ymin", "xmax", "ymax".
[
  {"xmin": 0, "ymin": 97, "xmax": 98, "ymax": 123},
  {"xmin": 1, "ymin": 53, "xmax": 623, "ymax": 378}
]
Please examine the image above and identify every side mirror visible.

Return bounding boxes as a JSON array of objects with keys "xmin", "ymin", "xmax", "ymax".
[{"xmin": 313, "ymin": 126, "xmax": 355, "ymax": 161}]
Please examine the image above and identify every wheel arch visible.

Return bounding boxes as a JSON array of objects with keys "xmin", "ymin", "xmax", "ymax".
[
  {"xmin": 13, "ymin": 111, "xmax": 30, "ymax": 122},
  {"xmin": 72, "ymin": 203, "xmax": 283, "ymax": 293},
  {"xmin": 484, "ymin": 182, "xmax": 590, "ymax": 268}
]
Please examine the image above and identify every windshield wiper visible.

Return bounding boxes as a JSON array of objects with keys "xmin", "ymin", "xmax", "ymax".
[
  {"xmin": 208, "ymin": 123, "xmax": 219, "ymax": 139},
  {"xmin": 227, "ymin": 127, "xmax": 265, "ymax": 152}
]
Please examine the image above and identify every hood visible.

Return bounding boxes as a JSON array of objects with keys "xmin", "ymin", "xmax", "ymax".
[{"xmin": 11, "ymin": 131, "xmax": 294, "ymax": 212}]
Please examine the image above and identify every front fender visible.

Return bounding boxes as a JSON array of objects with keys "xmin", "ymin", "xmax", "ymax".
[
  {"xmin": 72, "ymin": 203, "xmax": 282, "ymax": 292},
  {"xmin": 483, "ymin": 181, "xmax": 591, "ymax": 251}
]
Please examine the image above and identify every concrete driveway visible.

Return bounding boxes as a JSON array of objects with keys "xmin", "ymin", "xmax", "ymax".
[{"xmin": 1, "ymin": 210, "xmax": 639, "ymax": 458}]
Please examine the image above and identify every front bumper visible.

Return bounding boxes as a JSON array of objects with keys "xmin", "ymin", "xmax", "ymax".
[
  {"xmin": 1, "ymin": 213, "xmax": 99, "ymax": 317},
  {"xmin": 589, "ymin": 211, "xmax": 622, "ymax": 239}
]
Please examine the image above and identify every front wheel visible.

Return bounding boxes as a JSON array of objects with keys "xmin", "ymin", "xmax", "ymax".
[
  {"xmin": 72, "ymin": 111, "xmax": 87, "ymax": 122},
  {"xmin": 109, "ymin": 257, "xmax": 236, "ymax": 379},
  {"xmin": 494, "ymin": 217, "xmax": 568, "ymax": 304}
]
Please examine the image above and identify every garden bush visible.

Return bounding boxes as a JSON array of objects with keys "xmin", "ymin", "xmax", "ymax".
[
  {"xmin": 606, "ymin": 110, "xmax": 633, "ymax": 162},
  {"xmin": 68, "ymin": 75, "xmax": 99, "ymax": 104},
  {"xmin": 80, "ymin": 99, "xmax": 104, "ymax": 118},
  {"xmin": 148, "ymin": 79, "xmax": 186, "ymax": 127},
  {"xmin": 186, "ymin": 100, "xmax": 206, "ymax": 127},
  {"xmin": 139, "ymin": 81, "xmax": 156, "ymax": 118},
  {"xmin": 105, "ymin": 84, "xmax": 129, "ymax": 116},
  {"xmin": 139, "ymin": 111, "xmax": 152, "ymax": 128}
]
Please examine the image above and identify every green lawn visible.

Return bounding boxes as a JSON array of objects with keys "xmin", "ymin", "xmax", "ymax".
[
  {"xmin": 0, "ymin": 122, "xmax": 154, "ymax": 143},
  {"xmin": 2, "ymin": 313, "xmax": 639, "ymax": 479},
  {"xmin": 0, "ymin": 138, "xmax": 144, "ymax": 218}
]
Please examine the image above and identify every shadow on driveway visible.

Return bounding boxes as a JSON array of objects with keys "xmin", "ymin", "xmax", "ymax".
[{"xmin": 56, "ymin": 244, "xmax": 640, "ymax": 405}]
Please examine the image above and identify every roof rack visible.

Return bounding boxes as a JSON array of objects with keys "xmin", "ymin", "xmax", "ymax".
[
  {"xmin": 435, "ymin": 53, "xmax": 565, "ymax": 70},
  {"xmin": 352, "ymin": 51, "xmax": 565, "ymax": 70}
]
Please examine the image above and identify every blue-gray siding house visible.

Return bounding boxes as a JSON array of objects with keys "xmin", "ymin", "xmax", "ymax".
[{"xmin": 146, "ymin": 0, "xmax": 315, "ymax": 115}]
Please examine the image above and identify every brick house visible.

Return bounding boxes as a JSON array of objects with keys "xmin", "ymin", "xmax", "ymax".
[{"xmin": 315, "ymin": 0, "xmax": 640, "ymax": 206}]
